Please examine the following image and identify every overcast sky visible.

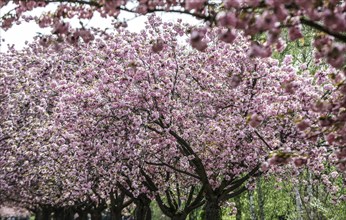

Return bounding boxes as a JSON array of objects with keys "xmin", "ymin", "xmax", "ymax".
[{"xmin": 0, "ymin": 5, "xmax": 201, "ymax": 52}]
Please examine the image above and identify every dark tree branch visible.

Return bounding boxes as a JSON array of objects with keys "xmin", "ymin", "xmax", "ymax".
[
  {"xmin": 45, "ymin": 0, "xmax": 102, "ymax": 7},
  {"xmin": 155, "ymin": 195, "xmax": 174, "ymax": 217},
  {"xmin": 119, "ymin": 7, "xmax": 211, "ymax": 21},
  {"xmin": 140, "ymin": 169, "xmax": 158, "ymax": 191},
  {"xmin": 222, "ymin": 164, "xmax": 260, "ymax": 199},
  {"xmin": 168, "ymin": 130, "xmax": 214, "ymax": 197},
  {"xmin": 122, "ymin": 198, "xmax": 133, "ymax": 209},
  {"xmin": 185, "ymin": 186, "xmax": 205, "ymax": 212},
  {"xmin": 165, "ymin": 190, "xmax": 177, "ymax": 211},
  {"xmin": 254, "ymin": 130, "xmax": 273, "ymax": 151},
  {"xmin": 176, "ymin": 182, "xmax": 182, "ymax": 208},
  {"xmin": 185, "ymin": 186, "xmax": 195, "ymax": 207},
  {"xmin": 300, "ymin": 18, "xmax": 346, "ymax": 43},
  {"xmin": 223, "ymin": 186, "xmax": 248, "ymax": 200},
  {"xmin": 145, "ymin": 161, "xmax": 200, "ymax": 180}
]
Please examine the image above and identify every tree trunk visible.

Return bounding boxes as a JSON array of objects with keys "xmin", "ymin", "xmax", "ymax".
[
  {"xmin": 64, "ymin": 211, "xmax": 75, "ymax": 220},
  {"xmin": 53, "ymin": 210, "xmax": 63, "ymax": 220},
  {"xmin": 257, "ymin": 177, "xmax": 265, "ymax": 220},
  {"xmin": 235, "ymin": 195, "xmax": 242, "ymax": 220},
  {"xmin": 109, "ymin": 190, "xmax": 131, "ymax": 220},
  {"xmin": 77, "ymin": 211, "xmax": 89, "ymax": 220},
  {"xmin": 54, "ymin": 209, "xmax": 74, "ymax": 220},
  {"xmin": 134, "ymin": 203, "xmax": 151, "ymax": 220},
  {"xmin": 248, "ymin": 190, "xmax": 256, "ymax": 220},
  {"xmin": 204, "ymin": 200, "xmax": 221, "ymax": 220},
  {"xmin": 35, "ymin": 209, "xmax": 51, "ymax": 220},
  {"xmin": 110, "ymin": 209, "xmax": 123, "ymax": 220},
  {"xmin": 91, "ymin": 211, "xmax": 103, "ymax": 220},
  {"xmin": 171, "ymin": 213, "xmax": 187, "ymax": 220}
]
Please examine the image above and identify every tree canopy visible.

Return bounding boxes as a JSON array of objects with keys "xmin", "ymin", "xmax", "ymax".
[{"xmin": 1, "ymin": 1, "xmax": 346, "ymax": 219}]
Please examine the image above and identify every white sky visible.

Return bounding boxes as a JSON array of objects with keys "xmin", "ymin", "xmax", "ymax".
[{"xmin": 0, "ymin": 5, "xmax": 201, "ymax": 52}]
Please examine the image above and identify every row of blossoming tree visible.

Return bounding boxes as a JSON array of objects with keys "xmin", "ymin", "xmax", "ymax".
[
  {"xmin": 1, "ymin": 0, "xmax": 345, "ymax": 157},
  {"xmin": 1, "ymin": 13, "xmax": 345, "ymax": 219}
]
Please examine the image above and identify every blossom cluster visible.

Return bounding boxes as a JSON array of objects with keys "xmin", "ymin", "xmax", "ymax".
[
  {"xmin": 0, "ymin": 16, "xmax": 344, "ymax": 218},
  {"xmin": 1, "ymin": 1, "xmax": 345, "ymax": 69}
]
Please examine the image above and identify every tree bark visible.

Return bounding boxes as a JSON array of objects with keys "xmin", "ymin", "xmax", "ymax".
[
  {"xmin": 35, "ymin": 209, "xmax": 51, "ymax": 220},
  {"xmin": 111, "ymin": 209, "xmax": 123, "ymax": 220},
  {"xmin": 134, "ymin": 201, "xmax": 151, "ymax": 220},
  {"xmin": 204, "ymin": 200, "xmax": 221, "ymax": 220},
  {"xmin": 77, "ymin": 211, "xmax": 89, "ymax": 220},
  {"xmin": 110, "ymin": 190, "xmax": 132, "ymax": 220},
  {"xmin": 171, "ymin": 214, "xmax": 188, "ymax": 220},
  {"xmin": 91, "ymin": 211, "xmax": 103, "ymax": 220},
  {"xmin": 65, "ymin": 211, "xmax": 75, "ymax": 220},
  {"xmin": 53, "ymin": 210, "xmax": 62, "ymax": 220},
  {"xmin": 134, "ymin": 204, "xmax": 151, "ymax": 220}
]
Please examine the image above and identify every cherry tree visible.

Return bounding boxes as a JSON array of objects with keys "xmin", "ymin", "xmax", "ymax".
[
  {"xmin": 1, "ymin": 1, "xmax": 346, "ymax": 166},
  {"xmin": 1, "ymin": 14, "xmax": 344, "ymax": 220},
  {"xmin": 312, "ymin": 68, "xmax": 346, "ymax": 171},
  {"xmin": 43, "ymin": 16, "xmax": 326, "ymax": 219},
  {"xmin": 0, "ymin": 45, "xmax": 135, "ymax": 219}
]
